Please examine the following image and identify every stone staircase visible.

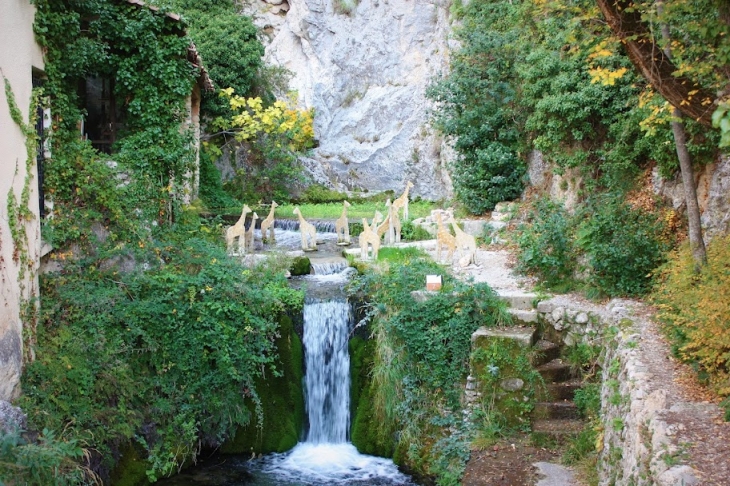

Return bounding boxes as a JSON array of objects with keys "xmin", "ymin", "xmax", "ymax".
[{"xmin": 469, "ymin": 299, "xmax": 585, "ymax": 442}]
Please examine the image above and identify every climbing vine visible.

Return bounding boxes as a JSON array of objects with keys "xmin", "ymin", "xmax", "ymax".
[{"xmin": 3, "ymin": 76, "xmax": 42, "ymax": 360}]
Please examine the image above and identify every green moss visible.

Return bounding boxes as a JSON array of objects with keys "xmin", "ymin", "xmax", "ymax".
[
  {"xmin": 471, "ymin": 337, "xmax": 543, "ymax": 429},
  {"xmin": 110, "ymin": 441, "xmax": 151, "ymax": 486},
  {"xmin": 349, "ymin": 337, "xmax": 395, "ymax": 457},
  {"xmin": 290, "ymin": 257, "xmax": 311, "ymax": 276},
  {"xmin": 221, "ymin": 314, "xmax": 304, "ymax": 454}
]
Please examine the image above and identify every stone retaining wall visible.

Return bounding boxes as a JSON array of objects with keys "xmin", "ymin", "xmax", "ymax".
[{"xmin": 536, "ymin": 297, "xmax": 700, "ymax": 486}]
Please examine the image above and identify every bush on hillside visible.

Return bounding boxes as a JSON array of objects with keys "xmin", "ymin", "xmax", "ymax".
[{"xmin": 653, "ymin": 235, "xmax": 730, "ymax": 398}]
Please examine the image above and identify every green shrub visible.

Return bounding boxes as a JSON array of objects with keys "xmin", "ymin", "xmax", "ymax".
[
  {"xmin": 578, "ymin": 196, "xmax": 672, "ymax": 297},
  {"xmin": 298, "ymin": 184, "xmax": 350, "ymax": 204},
  {"xmin": 516, "ymin": 198, "xmax": 576, "ymax": 288},
  {"xmin": 20, "ymin": 231, "xmax": 303, "ymax": 481},
  {"xmin": 400, "ymin": 220, "xmax": 433, "ymax": 242},
  {"xmin": 0, "ymin": 428, "xmax": 91, "ymax": 485},
  {"xmin": 653, "ymin": 234, "xmax": 730, "ymax": 398}
]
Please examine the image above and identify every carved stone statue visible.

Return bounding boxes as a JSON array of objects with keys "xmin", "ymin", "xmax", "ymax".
[
  {"xmin": 245, "ymin": 212, "xmax": 258, "ymax": 254},
  {"xmin": 335, "ymin": 200, "xmax": 351, "ymax": 245},
  {"xmin": 360, "ymin": 216, "xmax": 381, "ymax": 260},
  {"xmin": 293, "ymin": 206, "xmax": 317, "ymax": 251},
  {"xmin": 435, "ymin": 211, "xmax": 456, "ymax": 263},
  {"xmin": 451, "ymin": 221, "xmax": 477, "ymax": 266},
  {"xmin": 225, "ymin": 204, "xmax": 252, "ymax": 254},
  {"xmin": 260, "ymin": 201, "xmax": 278, "ymax": 244},
  {"xmin": 392, "ymin": 180, "xmax": 414, "ymax": 221}
]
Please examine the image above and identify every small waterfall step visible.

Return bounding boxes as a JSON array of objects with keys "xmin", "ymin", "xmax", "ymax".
[{"xmin": 309, "ymin": 257, "xmax": 350, "ymax": 275}]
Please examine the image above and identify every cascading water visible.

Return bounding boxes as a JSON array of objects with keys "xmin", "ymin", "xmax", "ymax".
[
  {"xmin": 302, "ymin": 300, "xmax": 351, "ymax": 444},
  {"xmin": 156, "ymin": 230, "xmax": 413, "ymax": 485}
]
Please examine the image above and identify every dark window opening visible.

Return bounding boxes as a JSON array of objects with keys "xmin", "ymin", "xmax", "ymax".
[
  {"xmin": 32, "ymin": 73, "xmax": 46, "ymax": 219},
  {"xmin": 79, "ymin": 76, "xmax": 125, "ymax": 154}
]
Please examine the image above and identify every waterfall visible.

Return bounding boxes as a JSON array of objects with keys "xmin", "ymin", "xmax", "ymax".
[
  {"xmin": 302, "ymin": 299, "xmax": 351, "ymax": 444},
  {"xmin": 275, "ymin": 219, "xmax": 338, "ymax": 233},
  {"xmin": 310, "ymin": 261, "xmax": 350, "ymax": 275}
]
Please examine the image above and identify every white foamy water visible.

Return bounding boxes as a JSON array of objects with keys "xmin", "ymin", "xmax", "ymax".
[{"xmin": 254, "ymin": 443, "xmax": 412, "ymax": 485}]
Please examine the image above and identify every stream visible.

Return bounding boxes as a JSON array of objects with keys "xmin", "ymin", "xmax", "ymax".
[{"xmin": 156, "ymin": 225, "xmax": 415, "ymax": 485}]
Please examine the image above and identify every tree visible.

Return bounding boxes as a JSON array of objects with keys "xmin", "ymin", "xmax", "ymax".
[{"xmin": 595, "ymin": 0, "xmax": 713, "ymax": 266}]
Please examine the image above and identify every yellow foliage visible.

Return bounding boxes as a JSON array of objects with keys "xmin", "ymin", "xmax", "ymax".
[
  {"xmin": 653, "ymin": 235, "xmax": 730, "ymax": 397},
  {"xmin": 218, "ymin": 89, "xmax": 315, "ymax": 151},
  {"xmin": 588, "ymin": 66, "xmax": 628, "ymax": 86}
]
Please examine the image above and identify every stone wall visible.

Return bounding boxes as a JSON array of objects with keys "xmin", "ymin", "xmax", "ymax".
[{"xmin": 535, "ymin": 297, "xmax": 701, "ymax": 486}]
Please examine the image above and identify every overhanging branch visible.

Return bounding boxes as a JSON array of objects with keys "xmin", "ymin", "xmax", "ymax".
[{"xmin": 595, "ymin": 0, "xmax": 715, "ymax": 126}]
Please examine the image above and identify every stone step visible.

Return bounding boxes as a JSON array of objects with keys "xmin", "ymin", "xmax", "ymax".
[
  {"xmin": 544, "ymin": 379, "xmax": 583, "ymax": 401},
  {"xmin": 472, "ymin": 326, "xmax": 536, "ymax": 348},
  {"xmin": 531, "ymin": 419, "xmax": 584, "ymax": 442},
  {"xmin": 531, "ymin": 340, "xmax": 561, "ymax": 367},
  {"xmin": 532, "ymin": 401, "xmax": 581, "ymax": 420},
  {"xmin": 494, "ymin": 201, "xmax": 519, "ymax": 213},
  {"xmin": 536, "ymin": 359, "xmax": 572, "ymax": 383},
  {"xmin": 496, "ymin": 291, "xmax": 538, "ymax": 311},
  {"xmin": 508, "ymin": 308, "xmax": 538, "ymax": 325}
]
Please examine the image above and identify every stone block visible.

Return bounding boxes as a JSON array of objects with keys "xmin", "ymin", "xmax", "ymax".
[{"xmin": 471, "ymin": 327, "xmax": 536, "ymax": 348}]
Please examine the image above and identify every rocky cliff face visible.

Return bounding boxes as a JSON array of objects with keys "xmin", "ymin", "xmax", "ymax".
[{"xmin": 241, "ymin": 0, "xmax": 454, "ymax": 199}]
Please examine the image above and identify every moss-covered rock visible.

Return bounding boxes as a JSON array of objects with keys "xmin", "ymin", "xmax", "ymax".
[
  {"xmin": 110, "ymin": 441, "xmax": 151, "ymax": 486},
  {"xmin": 221, "ymin": 314, "xmax": 305, "ymax": 454},
  {"xmin": 349, "ymin": 336, "xmax": 395, "ymax": 457},
  {"xmin": 290, "ymin": 257, "xmax": 311, "ymax": 276},
  {"xmin": 471, "ymin": 334, "xmax": 542, "ymax": 428}
]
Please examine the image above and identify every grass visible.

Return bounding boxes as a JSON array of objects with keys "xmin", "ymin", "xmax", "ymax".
[{"xmin": 276, "ymin": 201, "xmax": 436, "ymax": 220}]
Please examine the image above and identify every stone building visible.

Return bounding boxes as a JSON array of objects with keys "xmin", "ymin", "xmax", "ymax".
[{"xmin": 0, "ymin": 0, "xmax": 211, "ymax": 402}]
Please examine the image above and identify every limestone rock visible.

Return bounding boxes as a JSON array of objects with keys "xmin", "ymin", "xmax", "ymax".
[
  {"xmin": 500, "ymin": 378, "xmax": 524, "ymax": 392},
  {"xmin": 241, "ymin": 0, "xmax": 454, "ymax": 199},
  {"xmin": 0, "ymin": 400, "xmax": 26, "ymax": 434}
]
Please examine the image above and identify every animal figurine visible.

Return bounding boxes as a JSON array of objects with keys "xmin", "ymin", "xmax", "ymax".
[
  {"xmin": 435, "ymin": 212, "xmax": 456, "ymax": 263},
  {"xmin": 225, "ymin": 204, "xmax": 252, "ymax": 254},
  {"xmin": 259, "ymin": 201, "xmax": 278, "ymax": 244},
  {"xmin": 245, "ymin": 212, "xmax": 258, "ymax": 253},
  {"xmin": 375, "ymin": 199, "xmax": 401, "ymax": 245},
  {"xmin": 360, "ymin": 216, "xmax": 381, "ymax": 260},
  {"xmin": 391, "ymin": 180, "xmax": 414, "ymax": 221},
  {"xmin": 451, "ymin": 220, "xmax": 477, "ymax": 266},
  {"xmin": 293, "ymin": 206, "xmax": 317, "ymax": 251},
  {"xmin": 335, "ymin": 200, "xmax": 351, "ymax": 245}
]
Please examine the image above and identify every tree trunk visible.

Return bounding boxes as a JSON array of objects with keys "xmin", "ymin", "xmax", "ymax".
[
  {"xmin": 656, "ymin": 1, "xmax": 708, "ymax": 268},
  {"xmin": 595, "ymin": 0, "xmax": 715, "ymax": 126}
]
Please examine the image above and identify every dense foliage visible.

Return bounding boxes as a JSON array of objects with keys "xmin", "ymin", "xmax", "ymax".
[
  {"xmin": 157, "ymin": 0, "xmax": 264, "ymax": 118},
  {"xmin": 14, "ymin": 1, "xmax": 305, "ymax": 483},
  {"xmin": 350, "ymin": 248, "xmax": 511, "ymax": 484},
  {"xmin": 653, "ymin": 235, "xmax": 730, "ymax": 402},
  {"xmin": 517, "ymin": 195, "xmax": 674, "ymax": 297},
  {"xmin": 20, "ymin": 227, "xmax": 302, "ymax": 482},
  {"xmin": 34, "ymin": 0, "xmax": 198, "ymax": 247},
  {"xmin": 429, "ymin": 0, "xmax": 721, "ymax": 214}
]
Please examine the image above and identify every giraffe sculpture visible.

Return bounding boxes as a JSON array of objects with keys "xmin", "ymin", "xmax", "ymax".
[
  {"xmin": 451, "ymin": 220, "xmax": 477, "ymax": 266},
  {"xmin": 244, "ymin": 212, "xmax": 258, "ymax": 254},
  {"xmin": 259, "ymin": 201, "xmax": 278, "ymax": 244},
  {"xmin": 391, "ymin": 180, "xmax": 414, "ymax": 221},
  {"xmin": 376, "ymin": 199, "xmax": 401, "ymax": 245},
  {"xmin": 335, "ymin": 200, "xmax": 352, "ymax": 245},
  {"xmin": 225, "ymin": 204, "xmax": 252, "ymax": 254},
  {"xmin": 360, "ymin": 216, "xmax": 381, "ymax": 260},
  {"xmin": 435, "ymin": 212, "xmax": 456, "ymax": 263},
  {"xmin": 293, "ymin": 206, "xmax": 317, "ymax": 251}
]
